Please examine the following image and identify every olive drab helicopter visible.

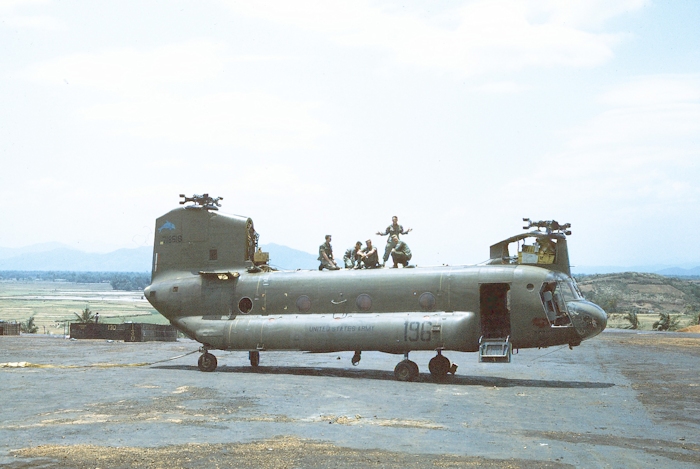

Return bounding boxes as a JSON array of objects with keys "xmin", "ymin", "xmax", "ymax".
[{"xmin": 144, "ymin": 194, "xmax": 607, "ymax": 381}]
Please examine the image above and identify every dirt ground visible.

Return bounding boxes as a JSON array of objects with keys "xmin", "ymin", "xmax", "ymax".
[{"xmin": 1, "ymin": 330, "xmax": 699, "ymax": 468}]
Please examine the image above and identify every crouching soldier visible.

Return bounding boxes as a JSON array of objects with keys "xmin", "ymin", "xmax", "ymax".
[
  {"xmin": 390, "ymin": 235, "xmax": 412, "ymax": 268},
  {"xmin": 344, "ymin": 241, "xmax": 363, "ymax": 269}
]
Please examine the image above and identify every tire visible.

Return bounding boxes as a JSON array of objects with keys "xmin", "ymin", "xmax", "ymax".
[
  {"xmin": 428, "ymin": 354, "xmax": 451, "ymax": 378},
  {"xmin": 394, "ymin": 359, "xmax": 419, "ymax": 382},
  {"xmin": 249, "ymin": 350, "xmax": 260, "ymax": 367},
  {"xmin": 198, "ymin": 352, "xmax": 218, "ymax": 372}
]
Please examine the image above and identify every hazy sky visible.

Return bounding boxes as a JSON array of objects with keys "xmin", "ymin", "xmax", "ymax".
[{"xmin": 1, "ymin": 0, "xmax": 699, "ymax": 268}]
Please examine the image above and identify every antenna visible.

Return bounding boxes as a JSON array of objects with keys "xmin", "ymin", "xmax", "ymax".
[{"xmin": 179, "ymin": 193, "xmax": 223, "ymax": 211}]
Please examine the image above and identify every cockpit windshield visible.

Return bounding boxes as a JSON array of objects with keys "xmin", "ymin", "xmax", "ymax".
[{"xmin": 557, "ymin": 279, "xmax": 582, "ymax": 302}]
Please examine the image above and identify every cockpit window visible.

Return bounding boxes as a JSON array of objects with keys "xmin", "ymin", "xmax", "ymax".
[
  {"xmin": 558, "ymin": 279, "xmax": 581, "ymax": 302},
  {"xmin": 540, "ymin": 281, "xmax": 572, "ymax": 327}
]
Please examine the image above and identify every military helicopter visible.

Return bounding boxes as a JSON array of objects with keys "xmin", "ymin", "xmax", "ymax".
[{"xmin": 144, "ymin": 194, "xmax": 606, "ymax": 381}]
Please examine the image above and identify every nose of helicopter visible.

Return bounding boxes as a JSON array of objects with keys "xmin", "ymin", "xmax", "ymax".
[{"xmin": 569, "ymin": 300, "xmax": 607, "ymax": 341}]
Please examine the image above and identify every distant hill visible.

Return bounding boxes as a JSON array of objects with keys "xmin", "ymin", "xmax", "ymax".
[
  {"xmin": 262, "ymin": 243, "xmax": 318, "ymax": 270},
  {"xmin": 0, "ymin": 243, "xmax": 319, "ymax": 272},
  {"xmin": 0, "ymin": 246, "xmax": 153, "ymax": 272},
  {"xmin": 1, "ymin": 241, "xmax": 697, "ymax": 276},
  {"xmin": 577, "ymin": 272, "xmax": 700, "ymax": 317}
]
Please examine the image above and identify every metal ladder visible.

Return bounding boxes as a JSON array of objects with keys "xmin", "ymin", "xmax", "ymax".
[{"xmin": 478, "ymin": 335, "xmax": 512, "ymax": 363}]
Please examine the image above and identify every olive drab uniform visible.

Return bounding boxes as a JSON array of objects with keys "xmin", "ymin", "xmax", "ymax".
[
  {"xmin": 343, "ymin": 243, "xmax": 362, "ymax": 269},
  {"xmin": 361, "ymin": 244, "xmax": 380, "ymax": 269},
  {"xmin": 379, "ymin": 223, "xmax": 410, "ymax": 263},
  {"xmin": 318, "ymin": 241, "xmax": 339, "ymax": 270},
  {"xmin": 391, "ymin": 239, "xmax": 412, "ymax": 268}
]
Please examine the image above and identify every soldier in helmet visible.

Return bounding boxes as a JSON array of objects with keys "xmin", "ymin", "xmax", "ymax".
[{"xmin": 318, "ymin": 235, "xmax": 340, "ymax": 270}]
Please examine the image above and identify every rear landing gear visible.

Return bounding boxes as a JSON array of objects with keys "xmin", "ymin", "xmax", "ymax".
[
  {"xmin": 394, "ymin": 353, "xmax": 419, "ymax": 381},
  {"xmin": 198, "ymin": 352, "xmax": 217, "ymax": 372},
  {"xmin": 351, "ymin": 351, "xmax": 361, "ymax": 366},
  {"xmin": 249, "ymin": 350, "xmax": 260, "ymax": 367},
  {"xmin": 428, "ymin": 350, "xmax": 457, "ymax": 379}
]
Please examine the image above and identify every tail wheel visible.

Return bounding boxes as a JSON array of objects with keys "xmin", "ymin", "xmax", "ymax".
[{"xmin": 198, "ymin": 352, "xmax": 218, "ymax": 372}]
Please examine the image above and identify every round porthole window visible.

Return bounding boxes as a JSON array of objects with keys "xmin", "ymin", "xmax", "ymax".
[
  {"xmin": 296, "ymin": 295, "xmax": 311, "ymax": 313},
  {"xmin": 356, "ymin": 294, "xmax": 372, "ymax": 311},
  {"xmin": 419, "ymin": 292, "xmax": 436, "ymax": 311},
  {"xmin": 238, "ymin": 297, "xmax": 253, "ymax": 314}
]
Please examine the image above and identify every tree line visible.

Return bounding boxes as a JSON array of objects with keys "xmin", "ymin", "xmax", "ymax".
[{"xmin": 0, "ymin": 271, "xmax": 150, "ymax": 291}]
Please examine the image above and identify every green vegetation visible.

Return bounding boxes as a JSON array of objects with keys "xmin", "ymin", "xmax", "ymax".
[
  {"xmin": 623, "ymin": 311, "xmax": 639, "ymax": 330},
  {"xmin": 577, "ymin": 272, "xmax": 700, "ymax": 331},
  {"xmin": 74, "ymin": 307, "xmax": 96, "ymax": 324},
  {"xmin": 652, "ymin": 312, "xmax": 681, "ymax": 331},
  {"xmin": 0, "ymin": 279, "xmax": 166, "ymax": 335},
  {"xmin": 20, "ymin": 316, "xmax": 38, "ymax": 333},
  {"xmin": 0, "ymin": 271, "xmax": 150, "ymax": 291}
]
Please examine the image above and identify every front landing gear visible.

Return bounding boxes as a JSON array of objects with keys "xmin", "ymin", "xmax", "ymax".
[
  {"xmin": 198, "ymin": 351, "xmax": 217, "ymax": 372},
  {"xmin": 428, "ymin": 350, "xmax": 457, "ymax": 379},
  {"xmin": 394, "ymin": 353, "xmax": 419, "ymax": 381}
]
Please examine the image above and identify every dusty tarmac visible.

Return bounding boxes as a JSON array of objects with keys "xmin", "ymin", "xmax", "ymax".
[{"xmin": 1, "ymin": 330, "xmax": 699, "ymax": 468}]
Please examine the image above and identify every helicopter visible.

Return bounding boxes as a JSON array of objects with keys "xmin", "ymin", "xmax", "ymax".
[{"xmin": 144, "ymin": 195, "xmax": 606, "ymax": 381}]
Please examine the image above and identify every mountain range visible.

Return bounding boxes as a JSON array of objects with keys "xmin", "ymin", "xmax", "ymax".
[
  {"xmin": 0, "ymin": 243, "xmax": 318, "ymax": 272},
  {"xmin": 0, "ymin": 243, "xmax": 698, "ymax": 276}
]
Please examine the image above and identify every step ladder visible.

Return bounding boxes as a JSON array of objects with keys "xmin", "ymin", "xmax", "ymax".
[{"xmin": 478, "ymin": 335, "xmax": 512, "ymax": 363}]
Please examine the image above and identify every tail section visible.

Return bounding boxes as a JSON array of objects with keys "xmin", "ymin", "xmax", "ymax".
[{"xmin": 151, "ymin": 198, "xmax": 255, "ymax": 281}]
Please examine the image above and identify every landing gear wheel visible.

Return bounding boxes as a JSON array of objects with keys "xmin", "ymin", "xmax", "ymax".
[
  {"xmin": 249, "ymin": 350, "xmax": 260, "ymax": 367},
  {"xmin": 429, "ymin": 354, "xmax": 451, "ymax": 378},
  {"xmin": 394, "ymin": 359, "xmax": 419, "ymax": 382},
  {"xmin": 198, "ymin": 352, "xmax": 217, "ymax": 372},
  {"xmin": 351, "ymin": 351, "xmax": 361, "ymax": 366}
]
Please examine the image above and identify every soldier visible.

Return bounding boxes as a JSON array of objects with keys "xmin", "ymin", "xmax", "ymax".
[
  {"xmin": 358, "ymin": 239, "xmax": 380, "ymax": 269},
  {"xmin": 376, "ymin": 216, "xmax": 412, "ymax": 265},
  {"xmin": 318, "ymin": 235, "xmax": 340, "ymax": 270},
  {"xmin": 390, "ymin": 235, "xmax": 412, "ymax": 268},
  {"xmin": 343, "ymin": 241, "xmax": 363, "ymax": 269}
]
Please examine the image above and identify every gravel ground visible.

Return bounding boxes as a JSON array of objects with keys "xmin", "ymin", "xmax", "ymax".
[{"xmin": 1, "ymin": 330, "xmax": 698, "ymax": 468}]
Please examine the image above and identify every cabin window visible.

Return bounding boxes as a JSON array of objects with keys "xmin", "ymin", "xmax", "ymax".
[
  {"xmin": 356, "ymin": 294, "xmax": 372, "ymax": 311},
  {"xmin": 296, "ymin": 295, "xmax": 311, "ymax": 313},
  {"xmin": 419, "ymin": 292, "xmax": 436, "ymax": 311},
  {"xmin": 238, "ymin": 297, "xmax": 253, "ymax": 314}
]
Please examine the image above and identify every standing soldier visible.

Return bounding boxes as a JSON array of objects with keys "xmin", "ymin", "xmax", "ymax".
[
  {"xmin": 376, "ymin": 216, "xmax": 412, "ymax": 266},
  {"xmin": 318, "ymin": 235, "xmax": 340, "ymax": 270}
]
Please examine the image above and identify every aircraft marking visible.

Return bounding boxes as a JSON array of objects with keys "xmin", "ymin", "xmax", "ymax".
[{"xmin": 158, "ymin": 221, "xmax": 176, "ymax": 232}]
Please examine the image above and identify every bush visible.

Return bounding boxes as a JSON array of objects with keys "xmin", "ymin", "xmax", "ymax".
[{"xmin": 21, "ymin": 316, "xmax": 38, "ymax": 334}]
